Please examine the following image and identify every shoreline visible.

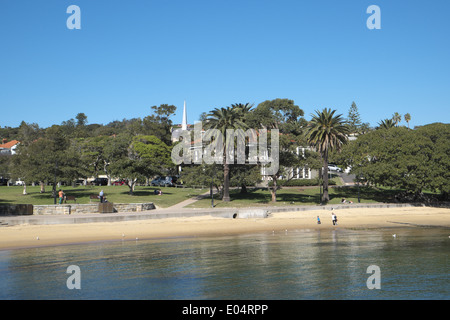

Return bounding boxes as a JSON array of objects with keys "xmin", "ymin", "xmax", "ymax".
[{"xmin": 0, "ymin": 207, "xmax": 449, "ymax": 251}]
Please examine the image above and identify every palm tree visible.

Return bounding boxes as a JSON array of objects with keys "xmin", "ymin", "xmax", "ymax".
[
  {"xmin": 392, "ymin": 112, "xmax": 401, "ymax": 126},
  {"xmin": 305, "ymin": 108, "xmax": 349, "ymax": 203},
  {"xmin": 231, "ymin": 102, "xmax": 254, "ymax": 118},
  {"xmin": 377, "ymin": 118, "xmax": 396, "ymax": 129},
  {"xmin": 404, "ymin": 113, "xmax": 411, "ymax": 128},
  {"xmin": 204, "ymin": 104, "xmax": 250, "ymax": 202}
]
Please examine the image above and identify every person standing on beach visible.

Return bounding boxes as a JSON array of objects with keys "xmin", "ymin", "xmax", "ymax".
[
  {"xmin": 332, "ymin": 212, "xmax": 337, "ymax": 225},
  {"xmin": 317, "ymin": 216, "xmax": 321, "ymax": 224}
]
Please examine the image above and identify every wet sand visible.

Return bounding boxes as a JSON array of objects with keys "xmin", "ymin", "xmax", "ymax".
[{"xmin": 0, "ymin": 207, "xmax": 449, "ymax": 250}]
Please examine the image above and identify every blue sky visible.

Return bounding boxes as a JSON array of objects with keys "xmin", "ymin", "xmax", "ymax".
[{"xmin": 1, "ymin": 0, "xmax": 449, "ymax": 129}]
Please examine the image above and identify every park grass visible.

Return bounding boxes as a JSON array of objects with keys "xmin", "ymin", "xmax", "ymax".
[
  {"xmin": 0, "ymin": 185, "xmax": 207, "ymax": 208},
  {"xmin": 2, "ymin": 183, "xmax": 434, "ymax": 209},
  {"xmin": 186, "ymin": 185, "xmax": 398, "ymax": 208}
]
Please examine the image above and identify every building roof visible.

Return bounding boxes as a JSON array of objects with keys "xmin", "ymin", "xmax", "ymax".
[{"xmin": 0, "ymin": 140, "xmax": 20, "ymax": 149}]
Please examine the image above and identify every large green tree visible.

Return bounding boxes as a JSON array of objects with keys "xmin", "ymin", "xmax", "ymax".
[
  {"xmin": 131, "ymin": 134, "xmax": 174, "ymax": 182},
  {"xmin": 347, "ymin": 101, "xmax": 362, "ymax": 134},
  {"xmin": 76, "ymin": 136, "xmax": 113, "ymax": 184},
  {"xmin": 204, "ymin": 105, "xmax": 249, "ymax": 202},
  {"xmin": 336, "ymin": 123, "xmax": 450, "ymax": 199},
  {"xmin": 248, "ymin": 98, "xmax": 306, "ymax": 202},
  {"xmin": 143, "ymin": 104, "xmax": 177, "ymax": 145},
  {"xmin": 11, "ymin": 125, "xmax": 82, "ymax": 196},
  {"xmin": 305, "ymin": 108, "xmax": 349, "ymax": 203},
  {"xmin": 417, "ymin": 123, "xmax": 450, "ymax": 198},
  {"xmin": 404, "ymin": 113, "xmax": 411, "ymax": 129},
  {"xmin": 107, "ymin": 134, "xmax": 173, "ymax": 194}
]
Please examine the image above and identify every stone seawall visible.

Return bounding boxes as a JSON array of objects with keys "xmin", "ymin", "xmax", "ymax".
[
  {"xmin": 33, "ymin": 203, "xmax": 155, "ymax": 215},
  {"xmin": 0, "ymin": 204, "xmax": 33, "ymax": 216}
]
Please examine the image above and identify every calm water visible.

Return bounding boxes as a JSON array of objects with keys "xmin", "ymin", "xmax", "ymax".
[{"xmin": 0, "ymin": 227, "xmax": 448, "ymax": 300}]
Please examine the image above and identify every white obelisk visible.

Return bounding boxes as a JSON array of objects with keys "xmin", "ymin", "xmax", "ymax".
[{"xmin": 182, "ymin": 100, "xmax": 187, "ymax": 130}]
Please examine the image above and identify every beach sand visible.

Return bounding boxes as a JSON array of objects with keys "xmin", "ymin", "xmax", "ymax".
[{"xmin": 0, "ymin": 207, "xmax": 449, "ymax": 250}]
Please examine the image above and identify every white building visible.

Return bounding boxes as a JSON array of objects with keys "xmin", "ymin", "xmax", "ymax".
[{"xmin": 0, "ymin": 139, "xmax": 20, "ymax": 155}]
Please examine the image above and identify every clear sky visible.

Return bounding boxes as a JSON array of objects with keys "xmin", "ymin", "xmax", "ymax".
[{"xmin": 1, "ymin": 0, "xmax": 449, "ymax": 129}]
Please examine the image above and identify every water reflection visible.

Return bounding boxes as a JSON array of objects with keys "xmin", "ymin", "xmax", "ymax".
[{"xmin": 0, "ymin": 228, "xmax": 448, "ymax": 299}]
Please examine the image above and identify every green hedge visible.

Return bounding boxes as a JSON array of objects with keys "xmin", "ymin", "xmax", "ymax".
[{"xmin": 268, "ymin": 178, "xmax": 336, "ymax": 187}]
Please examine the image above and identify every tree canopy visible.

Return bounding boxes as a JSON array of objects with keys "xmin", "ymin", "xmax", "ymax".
[
  {"xmin": 1, "ymin": 99, "xmax": 447, "ymax": 204},
  {"xmin": 335, "ymin": 123, "xmax": 450, "ymax": 199}
]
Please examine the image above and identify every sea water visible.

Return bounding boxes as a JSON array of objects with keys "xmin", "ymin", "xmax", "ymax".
[{"xmin": 0, "ymin": 228, "xmax": 448, "ymax": 300}]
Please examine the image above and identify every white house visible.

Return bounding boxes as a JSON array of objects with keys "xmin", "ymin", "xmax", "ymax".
[{"xmin": 0, "ymin": 139, "xmax": 20, "ymax": 155}]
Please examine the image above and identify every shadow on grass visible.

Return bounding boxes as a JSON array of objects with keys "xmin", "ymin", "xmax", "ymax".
[
  {"xmin": 330, "ymin": 186, "xmax": 399, "ymax": 203},
  {"xmin": 225, "ymin": 186, "xmax": 402, "ymax": 205},
  {"xmin": 28, "ymin": 187, "xmax": 163, "ymax": 198},
  {"xmin": 120, "ymin": 189, "xmax": 161, "ymax": 197},
  {"xmin": 227, "ymin": 188, "xmax": 319, "ymax": 205}
]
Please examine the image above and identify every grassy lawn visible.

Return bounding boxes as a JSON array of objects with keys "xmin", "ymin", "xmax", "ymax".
[
  {"xmin": 0, "ymin": 185, "xmax": 207, "ymax": 208},
  {"xmin": 186, "ymin": 185, "xmax": 400, "ymax": 208},
  {"xmin": 2, "ymin": 184, "xmax": 438, "ymax": 209}
]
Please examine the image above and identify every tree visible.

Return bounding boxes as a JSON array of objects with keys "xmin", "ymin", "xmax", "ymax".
[
  {"xmin": 143, "ymin": 104, "xmax": 177, "ymax": 145},
  {"xmin": 11, "ymin": 125, "xmax": 79, "ymax": 196},
  {"xmin": 17, "ymin": 121, "xmax": 41, "ymax": 146},
  {"xmin": 61, "ymin": 118, "xmax": 76, "ymax": 137},
  {"xmin": 305, "ymin": 108, "xmax": 349, "ymax": 203},
  {"xmin": 392, "ymin": 112, "xmax": 402, "ymax": 126},
  {"xmin": 404, "ymin": 113, "xmax": 411, "ymax": 128},
  {"xmin": 75, "ymin": 113, "xmax": 88, "ymax": 127},
  {"xmin": 347, "ymin": 101, "xmax": 362, "ymax": 134},
  {"xmin": 248, "ymin": 99, "xmax": 306, "ymax": 202},
  {"xmin": 105, "ymin": 134, "xmax": 173, "ymax": 194},
  {"xmin": 337, "ymin": 124, "xmax": 450, "ymax": 200},
  {"xmin": 415, "ymin": 123, "xmax": 450, "ymax": 198},
  {"xmin": 180, "ymin": 163, "xmax": 223, "ymax": 194},
  {"xmin": 104, "ymin": 134, "xmax": 139, "ymax": 194},
  {"xmin": 229, "ymin": 164, "xmax": 262, "ymax": 194},
  {"xmin": 359, "ymin": 122, "xmax": 372, "ymax": 134},
  {"xmin": 11, "ymin": 138, "xmax": 55, "ymax": 193},
  {"xmin": 377, "ymin": 118, "xmax": 396, "ymax": 129},
  {"xmin": 0, "ymin": 153, "xmax": 11, "ymax": 182},
  {"xmin": 204, "ymin": 105, "xmax": 249, "ymax": 202},
  {"xmin": 77, "ymin": 136, "xmax": 112, "ymax": 184},
  {"xmin": 131, "ymin": 135, "xmax": 173, "ymax": 184}
]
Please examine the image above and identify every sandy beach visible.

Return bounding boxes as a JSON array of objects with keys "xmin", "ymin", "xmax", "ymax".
[{"xmin": 0, "ymin": 206, "xmax": 449, "ymax": 250}]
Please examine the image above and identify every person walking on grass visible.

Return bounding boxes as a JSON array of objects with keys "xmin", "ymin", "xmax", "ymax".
[{"xmin": 58, "ymin": 189, "xmax": 64, "ymax": 204}]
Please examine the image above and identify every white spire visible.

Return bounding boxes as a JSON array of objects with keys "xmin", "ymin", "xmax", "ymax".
[{"xmin": 182, "ymin": 100, "xmax": 187, "ymax": 130}]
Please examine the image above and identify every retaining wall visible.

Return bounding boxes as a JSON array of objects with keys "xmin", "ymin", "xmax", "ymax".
[
  {"xmin": 0, "ymin": 204, "xmax": 33, "ymax": 216},
  {"xmin": 33, "ymin": 203, "xmax": 155, "ymax": 215}
]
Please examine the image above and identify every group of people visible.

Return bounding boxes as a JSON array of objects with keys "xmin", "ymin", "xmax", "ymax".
[{"xmin": 316, "ymin": 208, "xmax": 338, "ymax": 226}]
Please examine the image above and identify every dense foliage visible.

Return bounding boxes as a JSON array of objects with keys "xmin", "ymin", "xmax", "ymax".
[
  {"xmin": 334, "ymin": 123, "xmax": 450, "ymax": 199},
  {"xmin": 1, "ymin": 101, "xmax": 448, "ymax": 203}
]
